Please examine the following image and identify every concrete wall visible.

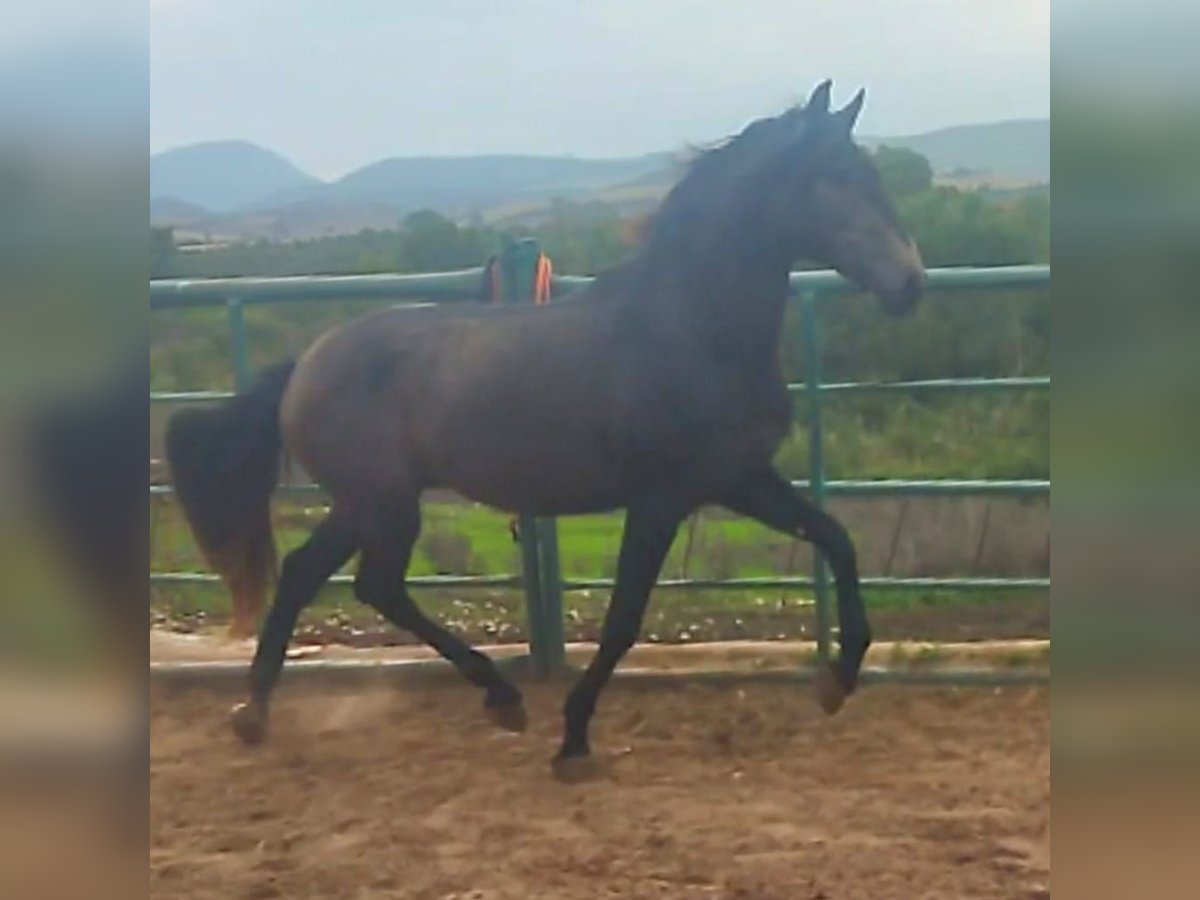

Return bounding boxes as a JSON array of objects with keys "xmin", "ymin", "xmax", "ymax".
[{"xmin": 828, "ymin": 495, "xmax": 1049, "ymax": 578}]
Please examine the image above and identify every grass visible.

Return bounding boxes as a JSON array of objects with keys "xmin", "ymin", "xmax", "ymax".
[
  {"xmin": 152, "ymin": 498, "xmax": 795, "ymax": 588},
  {"xmin": 150, "ymin": 495, "xmax": 1049, "ymax": 646}
]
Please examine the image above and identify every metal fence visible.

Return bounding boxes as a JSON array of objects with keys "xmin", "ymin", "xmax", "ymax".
[{"xmin": 150, "ymin": 241, "xmax": 1049, "ymax": 682}]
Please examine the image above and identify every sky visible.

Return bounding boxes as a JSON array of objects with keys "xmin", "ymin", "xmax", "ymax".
[{"xmin": 150, "ymin": 0, "xmax": 1049, "ymax": 180}]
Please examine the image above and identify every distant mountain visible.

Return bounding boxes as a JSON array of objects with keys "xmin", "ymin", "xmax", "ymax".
[
  {"xmin": 486, "ymin": 120, "xmax": 1050, "ymax": 227},
  {"xmin": 863, "ymin": 119, "xmax": 1049, "ymax": 183},
  {"xmin": 272, "ymin": 153, "xmax": 672, "ymax": 215},
  {"xmin": 149, "ymin": 144, "xmax": 671, "ymax": 229},
  {"xmin": 150, "ymin": 140, "xmax": 320, "ymax": 212},
  {"xmin": 150, "ymin": 196, "xmax": 210, "ymax": 225},
  {"xmin": 149, "ymin": 119, "xmax": 1048, "ymax": 240}
]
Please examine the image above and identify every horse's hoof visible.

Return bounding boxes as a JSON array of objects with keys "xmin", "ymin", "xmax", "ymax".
[
  {"xmin": 487, "ymin": 701, "xmax": 528, "ymax": 733},
  {"xmin": 230, "ymin": 702, "xmax": 268, "ymax": 745},
  {"xmin": 552, "ymin": 753, "xmax": 605, "ymax": 784},
  {"xmin": 814, "ymin": 664, "xmax": 847, "ymax": 716}
]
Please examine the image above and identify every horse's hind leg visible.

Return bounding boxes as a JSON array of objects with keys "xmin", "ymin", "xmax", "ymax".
[
  {"xmin": 354, "ymin": 498, "xmax": 527, "ymax": 732},
  {"xmin": 360, "ymin": 573, "xmax": 528, "ymax": 732},
  {"xmin": 230, "ymin": 511, "xmax": 357, "ymax": 745}
]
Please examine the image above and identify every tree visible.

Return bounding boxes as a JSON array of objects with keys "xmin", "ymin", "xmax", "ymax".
[
  {"xmin": 873, "ymin": 145, "xmax": 934, "ymax": 199},
  {"xmin": 397, "ymin": 209, "xmax": 496, "ymax": 272}
]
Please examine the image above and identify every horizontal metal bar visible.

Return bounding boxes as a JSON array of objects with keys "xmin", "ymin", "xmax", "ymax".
[
  {"xmin": 150, "ymin": 572, "xmax": 521, "ymax": 589},
  {"xmin": 151, "ymin": 264, "xmax": 1049, "ymax": 310},
  {"xmin": 806, "ymin": 376, "xmax": 1050, "ymax": 394},
  {"xmin": 790, "ymin": 264, "xmax": 1049, "ymax": 294},
  {"xmin": 561, "ymin": 576, "xmax": 1048, "ymax": 591},
  {"xmin": 150, "ymin": 271, "xmax": 484, "ymax": 310},
  {"xmin": 555, "ymin": 264, "xmax": 1049, "ymax": 296},
  {"xmin": 152, "ymin": 379, "xmax": 1049, "ymax": 406},
  {"xmin": 150, "ymin": 391, "xmax": 234, "ymax": 403},
  {"xmin": 862, "ymin": 576, "xmax": 1048, "ymax": 590},
  {"xmin": 150, "ymin": 483, "xmax": 325, "ymax": 497},
  {"xmin": 794, "ymin": 479, "xmax": 1050, "ymax": 496},
  {"xmin": 150, "ymin": 479, "xmax": 1049, "ymax": 499},
  {"xmin": 151, "ymin": 569, "xmax": 1046, "ymax": 592},
  {"xmin": 152, "ymin": 378, "xmax": 1049, "ymax": 410}
]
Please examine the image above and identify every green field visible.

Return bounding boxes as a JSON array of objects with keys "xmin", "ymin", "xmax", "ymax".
[{"xmin": 150, "ymin": 496, "xmax": 1049, "ymax": 647}]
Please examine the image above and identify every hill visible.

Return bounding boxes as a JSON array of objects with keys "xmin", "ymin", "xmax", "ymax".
[
  {"xmin": 150, "ymin": 140, "xmax": 320, "ymax": 212},
  {"xmin": 310, "ymin": 153, "xmax": 671, "ymax": 214},
  {"xmin": 149, "ymin": 119, "xmax": 1048, "ymax": 238},
  {"xmin": 150, "ymin": 196, "xmax": 210, "ymax": 225},
  {"xmin": 863, "ymin": 119, "xmax": 1048, "ymax": 183}
]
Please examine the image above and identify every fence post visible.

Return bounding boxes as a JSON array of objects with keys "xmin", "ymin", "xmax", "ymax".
[
  {"xmin": 535, "ymin": 518, "xmax": 566, "ymax": 673},
  {"xmin": 499, "ymin": 237, "xmax": 566, "ymax": 676},
  {"xmin": 516, "ymin": 511, "xmax": 547, "ymax": 676},
  {"xmin": 799, "ymin": 289, "xmax": 832, "ymax": 664},
  {"xmin": 226, "ymin": 297, "xmax": 251, "ymax": 389}
]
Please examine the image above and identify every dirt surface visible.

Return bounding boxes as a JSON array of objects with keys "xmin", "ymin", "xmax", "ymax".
[{"xmin": 151, "ymin": 681, "xmax": 1048, "ymax": 899}]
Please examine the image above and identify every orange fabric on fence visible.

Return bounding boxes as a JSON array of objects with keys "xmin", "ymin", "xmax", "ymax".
[
  {"xmin": 481, "ymin": 252, "xmax": 551, "ymax": 305},
  {"xmin": 533, "ymin": 253, "xmax": 553, "ymax": 305},
  {"xmin": 492, "ymin": 258, "xmax": 504, "ymax": 302}
]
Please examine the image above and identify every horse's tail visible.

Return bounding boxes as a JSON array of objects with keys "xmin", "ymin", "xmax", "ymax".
[{"xmin": 164, "ymin": 359, "xmax": 296, "ymax": 638}]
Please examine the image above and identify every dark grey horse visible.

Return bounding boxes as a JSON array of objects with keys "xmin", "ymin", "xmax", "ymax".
[{"xmin": 166, "ymin": 81, "xmax": 924, "ymax": 780}]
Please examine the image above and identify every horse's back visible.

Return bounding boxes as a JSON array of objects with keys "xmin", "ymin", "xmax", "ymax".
[{"xmin": 279, "ymin": 296, "xmax": 622, "ymax": 506}]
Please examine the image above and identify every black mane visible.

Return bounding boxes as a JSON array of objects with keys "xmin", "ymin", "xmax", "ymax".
[{"xmin": 644, "ymin": 104, "xmax": 809, "ymax": 255}]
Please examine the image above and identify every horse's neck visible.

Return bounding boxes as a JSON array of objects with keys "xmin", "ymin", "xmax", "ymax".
[{"xmin": 633, "ymin": 237, "xmax": 792, "ymax": 370}]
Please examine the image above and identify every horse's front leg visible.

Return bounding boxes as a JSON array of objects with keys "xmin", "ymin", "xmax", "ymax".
[
  {"xmin": 721, "ymin": 467, "xmax": 870, "ymax": 714},
  {"xmin": 554, "ymin": 495, "xmax": 688, "ymax": 781}
]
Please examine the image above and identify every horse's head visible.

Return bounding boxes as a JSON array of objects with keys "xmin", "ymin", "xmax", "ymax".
[{"xmin": 769, "ymin": 81, "xmax": 925, "ymax": 316}]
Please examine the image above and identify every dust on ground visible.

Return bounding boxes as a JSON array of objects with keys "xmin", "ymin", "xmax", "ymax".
[{"xmin": 151, "ymin": 681, "xmax": 1048, "ymax": 899}]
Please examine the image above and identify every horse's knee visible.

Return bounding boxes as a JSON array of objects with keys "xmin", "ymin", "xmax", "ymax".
[
  {"xmin": 277, "ymin": 546, "xmax": 323, "ymax": 599},
  {"xmin": 812, "ymin": 514, "xmax": 856, "ymax": 569}
]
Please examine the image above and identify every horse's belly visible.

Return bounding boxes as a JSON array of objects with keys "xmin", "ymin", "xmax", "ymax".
[{"xmin": 437, "ymin": 439, "xmax": 631, "ymax": 516}]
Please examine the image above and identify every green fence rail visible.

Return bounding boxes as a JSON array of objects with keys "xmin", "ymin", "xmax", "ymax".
[{"xmin": 151, "ymin": 244, "xmax": 1049, "ymax": 682}]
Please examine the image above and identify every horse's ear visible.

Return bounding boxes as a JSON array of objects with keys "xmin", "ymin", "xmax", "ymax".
[
  {"xmin": 806, "ymin": 80, "xmax": 833, "ymax": 115},
  {"xmin": 831, "ymin": 88, "xmax": 866, "ymax": 136}
]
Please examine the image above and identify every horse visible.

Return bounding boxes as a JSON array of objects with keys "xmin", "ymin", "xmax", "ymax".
[{"xmin": 165, "ymin": 81, "xmax": 925, "ymax": 780}]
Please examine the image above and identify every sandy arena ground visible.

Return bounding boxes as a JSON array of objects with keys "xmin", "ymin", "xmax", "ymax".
[{"xmin": 151, "ymin": 678, "xmax": 1048, "ymax": 899}]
